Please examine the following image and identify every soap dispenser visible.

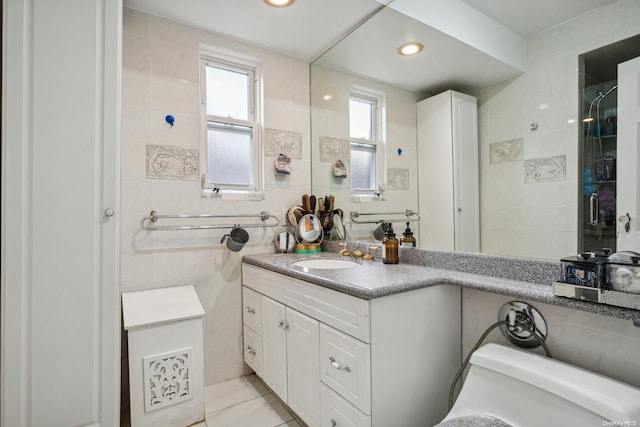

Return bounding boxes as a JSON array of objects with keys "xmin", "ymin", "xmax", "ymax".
[
  {"xmin": 382, "ymin": 223, "xmax": 399, "ymax": 264},
  {"xmin": 400, "ymin": 222, "xmax": 417, "ymax": 247}
]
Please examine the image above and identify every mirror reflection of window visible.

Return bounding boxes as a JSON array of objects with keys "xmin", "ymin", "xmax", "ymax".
[
  {"xmin": 351, "ymin": 142, "xmax": 376, "ymax": 190},
  {"xmin": 349, "ymin": 97, "xmax": 374, "ymax": 139},
  {"xmin": 349, "ymin": 89, "xmax": 385, "ymax": 195}
]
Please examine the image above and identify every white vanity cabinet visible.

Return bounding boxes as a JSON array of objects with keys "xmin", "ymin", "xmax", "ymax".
[
  {"xmin": 242, "ymin": 263, "xmax": 461, "ymax": 427},
  {"xmin": 244, "ymin": 283, "xmax": 321, "ymax": 427}
]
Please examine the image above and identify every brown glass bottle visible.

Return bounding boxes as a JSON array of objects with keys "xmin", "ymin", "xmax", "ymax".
[
  {"xmin": 400, "ymin": 221, "xmax": 417, "ymax": 247},
  {"xmin": 382, "ymin": 223, "xmax": 399, "ymax": 264}
]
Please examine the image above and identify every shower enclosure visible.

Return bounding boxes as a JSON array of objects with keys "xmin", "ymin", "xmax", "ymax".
[{"xmin": 578, "ymin": 35, "xmax": 640, "ymax": 253}]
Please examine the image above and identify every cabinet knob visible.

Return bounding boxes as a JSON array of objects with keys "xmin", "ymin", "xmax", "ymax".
[
  {"xmin": 329, "ymin": 356, "xmax": 351, "ymax": 372},
  {"xmin": 104, "ymin": 208, "xmax": 115, "ymax": 217},
  {"xmin": 245, "ymin": 306, "xmax": 256, "ymax": 314},
  {"xmin": 331, "ymin": 420, "xmax": 337, "ymax": 427},
  {"xmin": 246, "ymin": 346, "xmax": 256, "ymax": 355},
  {"xmin": 278, "ymin": 320, "xmax": 289, "ymax": 330}
]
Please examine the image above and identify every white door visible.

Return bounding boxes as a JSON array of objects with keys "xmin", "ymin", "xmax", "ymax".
[
  {"xmin": 617, "ymin": 56, "xmax": 640, "ymax": 250},
  {"xmin": 1, "ymin": 0, "xmax": 122, "ymax": 426},
  {"xmin": 286, "ymin": 308, "xmax": 320, "ymax": 427},
  {"xmin": 261, "ymin": 297, "xmax": 288, "ymax": 402}
]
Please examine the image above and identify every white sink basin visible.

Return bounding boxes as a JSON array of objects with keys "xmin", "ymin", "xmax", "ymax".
[{"xmin": 293, "ymin": 258, "xmax": 360, "ymax": 270}]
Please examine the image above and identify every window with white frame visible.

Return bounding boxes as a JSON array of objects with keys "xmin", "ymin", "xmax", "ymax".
[
  {"xmin": 201, "ymin": 47, "xmax": 262, "ymax": 197},
  {"xmin": 349, "ymin": 89, "xmax": 385, "ymax": 196}
]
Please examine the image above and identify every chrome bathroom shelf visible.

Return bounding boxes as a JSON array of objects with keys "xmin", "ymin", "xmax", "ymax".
[{"xmin": 140, "ymin": 210, "xmax": 280, "ymax": 231}]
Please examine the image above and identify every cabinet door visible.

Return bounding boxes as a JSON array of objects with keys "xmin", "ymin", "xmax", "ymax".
[
  {"xmin": 261, "ymin": 297, "xmax": 288, "ymax": 402},
  {"xmin": 451, "ymin": 91, "xmax": 480, "ymax": 252},
  {"xmin": 417, "ymin": 91, "xmax": 455, "ymax": 251},
  {"xmin": 3, "ymin": 0, "xmax": 121, "ymax": 425},
  {"xmin": 286, "ymin": 309, "xmax": 320, "ymax": 427}
]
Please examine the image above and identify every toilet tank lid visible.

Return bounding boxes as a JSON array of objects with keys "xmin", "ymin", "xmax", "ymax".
[
  {"xmin": 470, "ymin": 344, "xmax": 640, "ymax": 422},
  {"xmin": 122, "ymin": 285, "xmax": 205, "ymax": 330}
]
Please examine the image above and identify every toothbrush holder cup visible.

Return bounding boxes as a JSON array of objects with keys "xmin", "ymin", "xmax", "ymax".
[{"xmin": 221, "ymin": 227, "xmax": 249, "ymax": 252}]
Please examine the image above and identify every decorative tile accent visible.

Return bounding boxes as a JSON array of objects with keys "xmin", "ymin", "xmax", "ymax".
[
  {"xmin": 489, "ymin": 138, "xmax": 524, "ymax": 164},
  {"xmin": 524, "ymin": 155, "xmax": 566, "ymax": 183},
  {"xmin": 387, "ymin": 168, "xmax": 409, "ymax": 190},
  {"xmin": 264, "ymin": 128, "xmax": 302, "ymax": 159},
  {"xmin": 143, "ymin": 347, "xmax": 193, "ymax": 412},
  {"xmin": 146, "ymin": 144, "xmax": 199, "ymax": 180},
  {"xmin": 319, "ymin": 136, "xmax": 350, "ymax": 163}
]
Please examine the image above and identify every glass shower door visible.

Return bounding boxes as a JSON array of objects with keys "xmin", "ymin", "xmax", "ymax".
[{"xmin": 580, "ymin": 79, "xmax": 618, "ymax": 253}]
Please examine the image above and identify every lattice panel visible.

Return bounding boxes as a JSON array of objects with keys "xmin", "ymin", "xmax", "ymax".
[{"xmin": 143, "ymin": 347, "xmax": 193, "ymax": 412}]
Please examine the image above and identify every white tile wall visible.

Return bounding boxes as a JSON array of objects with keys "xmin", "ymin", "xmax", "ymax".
[
  {"xmin": 470, "ymin": 0, "xmax": 640, "ymax": 260},
  {"xmin": 462, "ymin": 289, "xmax": 640, "ymax": 389},
  {"xmin": 121, "ymin": 8, "xmax": 311, "ymax": 385}
]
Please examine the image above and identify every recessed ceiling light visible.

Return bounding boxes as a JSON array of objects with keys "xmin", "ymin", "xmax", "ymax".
[
  {"xmin": 263, "ymin": 0, "xmax": 294, "ymax": 7},
  {"xmin": 397, "ymin": 42, "xmax": 424, "ymax": 56}
]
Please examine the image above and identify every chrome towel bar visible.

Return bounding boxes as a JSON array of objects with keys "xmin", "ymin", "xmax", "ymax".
[
  {"xmin": 140, "ymin": 210, "xmax": 280, "ymax": 231},
  {"xmin": 349, "ymin": 209, "xmax": 420, "ymax": 225}
]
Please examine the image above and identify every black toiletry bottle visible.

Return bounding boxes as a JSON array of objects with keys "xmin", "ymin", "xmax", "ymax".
[
  {"xmin": 400, "ymin": 222, "xmax": 416, "ymax": 247},
  {"xmin": 382, "ymin": 223, "xmax": 399, "ymax": 264}
]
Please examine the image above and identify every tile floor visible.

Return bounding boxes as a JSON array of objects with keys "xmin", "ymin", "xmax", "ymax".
[{"xmin": 200, "ymin": 375, "xmax": 302, "ymax": 427}]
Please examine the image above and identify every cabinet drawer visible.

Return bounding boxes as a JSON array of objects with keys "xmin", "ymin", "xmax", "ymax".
[
  {"xmin": 319, "ymin": 324, "xmax": 371, "ymax": 415},
  {"xmin": 242, "ymin": 286, "xmax": 262, "ymax": 334},
  {"xmin": 243, "ymin": 264, "xmax": 370, "ymax": 342},
  {"xmin": 321, "ymin": 383, "xmax": 370, "ymax": 427},
  {"xmin": 243, "ymin": 325, "xmax": 262, "ymax": 377}
]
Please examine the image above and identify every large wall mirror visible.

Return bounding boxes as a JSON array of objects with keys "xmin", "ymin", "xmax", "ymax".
[
  {"xmin": 310, "ymin": 2, "xmax": 640, "ymax": 261},
  {"xmin": 578, "ymin": 34, "xmax": 640, "ymax": 254}
]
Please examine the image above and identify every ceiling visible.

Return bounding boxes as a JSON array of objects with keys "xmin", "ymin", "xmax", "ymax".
[
  {"xmin": 124, "ymin": 0, "xmax": 619, "ymax": 93},
  {"xmin": 461, "ymin": 0, "xmax": 617, "ymax": 37},
  {"xmin": 123, "ymin": 0, "xmax": 387, "ymax": 61}
]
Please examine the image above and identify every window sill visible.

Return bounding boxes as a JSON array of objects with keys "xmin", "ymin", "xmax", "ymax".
[
  {"xmin": 350, "ymin": 193, "xmax": 384, "ymax": 202},
  {"xmin": 201, "ymin": 189, "xmax": 264, "ymax": 201}
]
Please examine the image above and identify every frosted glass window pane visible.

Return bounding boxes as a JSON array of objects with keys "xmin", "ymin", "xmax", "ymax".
[
  {"xmin": 207, "ymin": 125, "xmax": 252, "ymax": 185},
  {"xmin": 351, "ymin": 144, "xmax": 376, "ymax": 190},
  {"xmin": 350, "ymin": 99, "xmax": 373, "ymax": 140},
  {"xmin": 206, "ymin": 65, "xmax": 249, "ymax": 120}
]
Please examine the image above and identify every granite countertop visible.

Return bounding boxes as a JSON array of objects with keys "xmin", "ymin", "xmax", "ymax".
[{"xmin": 242, "ymin": 250, "xmax": 640, "ymax": 325}]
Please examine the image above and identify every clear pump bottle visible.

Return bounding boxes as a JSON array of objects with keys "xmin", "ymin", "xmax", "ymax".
[
  {"xmin": 400, "ymin": 222, "xmax": 417, "ymax": 247},
  {"xmin": 382, "ymin": 223, "xmax": 399, "ymax": 264}
]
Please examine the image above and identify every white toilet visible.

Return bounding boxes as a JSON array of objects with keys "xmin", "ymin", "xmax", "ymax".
[{"xmin": 438, "ymin": 343, "xmax": 640, "ymax": 426}]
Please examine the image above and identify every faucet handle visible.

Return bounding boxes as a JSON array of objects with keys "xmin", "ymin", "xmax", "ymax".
[
  {"xmin": 353, "ymin": 244, "xmax": 364, "ymax": 258},
  {"xmin": 338, "ymin": 242, "xmax": 352, "ymax": 256}
]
